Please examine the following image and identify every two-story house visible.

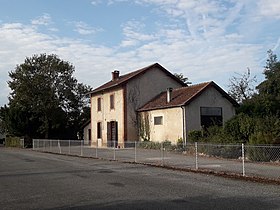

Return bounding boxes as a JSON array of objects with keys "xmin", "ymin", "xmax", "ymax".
[{"xmin": 90, "ymin": 63, "xmax": 185, "ymax": 147}]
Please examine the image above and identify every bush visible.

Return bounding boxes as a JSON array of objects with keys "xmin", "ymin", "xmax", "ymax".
[
  {"xmin": 188, "ymin": 130, "xmax": 203, "ymax": 143},
  {"xmin": 247, "ymin": 132, "xmax": 279, "ymax": 162},
  {"xmin": 5, "ymin": 136, "xmax": 21, "ymax": 147},
  {"xmin": 139, "ymin": 141, "xmax": 161, "ymax": 150},
  {"xmin": 198, "ymin": 144, "xmax": 241, "ymax": 159}
]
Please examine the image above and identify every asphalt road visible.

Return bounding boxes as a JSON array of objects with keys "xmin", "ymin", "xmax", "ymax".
[{"xmin": 0, "ymin": 148, "xmax": 280, "ymax": 210}]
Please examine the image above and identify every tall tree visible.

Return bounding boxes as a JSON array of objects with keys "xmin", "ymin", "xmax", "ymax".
[
  {"xmin": 3, "ymin": 54, "xmax": 91, "ymax": 139},
  {"xmin": 228, "ymin": 68, "xmax": 257, "ymax": 104},
  {"xmin": 256, "ymin": 50, "xmax": 280, "ymax": 116}
]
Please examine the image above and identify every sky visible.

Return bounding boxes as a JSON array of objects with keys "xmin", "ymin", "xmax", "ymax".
[{"xmin": 0, "ymin": 0, "xmax": 280, "ymax": 106}]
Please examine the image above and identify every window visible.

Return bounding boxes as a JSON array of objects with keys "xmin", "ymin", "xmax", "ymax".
[
  {"xmin": 97, "ymin": 98, "xmax": 101, "ymax": 112},
  {"xmin": 88, "ymin": 129, "xmax": 91, "ymax": 141},
  {"xmin": 110, "ymin": 94, "xmax": 115, "ymax": 110},
  {"xmin": 154, "ymin": 116, "xmax": 163, "ymax": 125},
  {"xmin": 97, "ymin": 122, "xmax": 102, "ymax": 139},
  {"xmin": 200, "ymin": 107, "xmax": 223, "ymax": 128}
]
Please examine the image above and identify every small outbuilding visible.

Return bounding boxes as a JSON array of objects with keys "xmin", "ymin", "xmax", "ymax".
[{"xmin": 138, "ymin": 81, "xmax": 239, "ymax": 145}]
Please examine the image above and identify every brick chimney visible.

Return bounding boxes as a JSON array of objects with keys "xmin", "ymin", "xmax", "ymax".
[
  {"xmin": 167, "ymin": 87, "xmax": 173, "ymax": 103},
  {"xmin": 112, "ymin": 70, "xmax": 120, "ymax": 81}
]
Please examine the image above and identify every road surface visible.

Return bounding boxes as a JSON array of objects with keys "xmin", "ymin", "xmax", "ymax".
[{"xmin": 0, "ymin": 148, "xmax": 280, "ymax": 210}]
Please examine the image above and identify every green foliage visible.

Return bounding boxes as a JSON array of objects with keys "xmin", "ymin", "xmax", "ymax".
[
  {"xmin": 188, "ymin": 130, "xmax": 203, "ymax": 143},
  {"xmin": 255, "ymin": 50, "xmax": 280, "ymax": 117},
  {"xmin": 5, "ymin": 136, "xmax": 21, "ymax": 147},
  {"xmin": 228, "ymin": 68, "xmax": 257, "ymax": 104},
  {"xmin": 176, "ymin": 137, "xmax": 184, "ymax": 149},
  {"xmin": 174, "ymin": 73, "xmax": 191, "ymax": 85},
  {"xmin": 198, "ymin": 144, "xmax": 241, "ymax": 159},
  {"xmin": 1, "ymin": 54, "xmax": 92, "ymax": 140},
  {"xmin": 139, "ymin": 141, "xmax": 161, "ymax": 150}
]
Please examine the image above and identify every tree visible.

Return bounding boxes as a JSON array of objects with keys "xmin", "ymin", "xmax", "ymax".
[
  {"xmin": 2, "ymin": 54, "xmax": 92, "ymax": 139},
  {"xmin": 174, "ymin": 73, "xmax": 191, "ymax": 85},
  {"xmin": 256, "ymin": 50, "xmax": 280, "ymax": 116},
  {"xmin": 228, "ymin": 68, "xmax": 257, "ymax": 104}
]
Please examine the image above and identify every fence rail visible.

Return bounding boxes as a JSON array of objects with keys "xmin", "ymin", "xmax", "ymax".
[{"xmin": 33, "ymin": 139, "xmax": 280, "ymax": 181}]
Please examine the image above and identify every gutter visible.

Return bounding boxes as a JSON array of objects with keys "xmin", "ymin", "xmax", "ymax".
[{"xmin": 181, "ymin": 106, "xmax": 187, "ymax": 147}]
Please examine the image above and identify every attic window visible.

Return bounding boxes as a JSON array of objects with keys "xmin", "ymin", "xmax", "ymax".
[{"xmin": 154, "ymin": 116, "xmax": 163, "ymax": 125}]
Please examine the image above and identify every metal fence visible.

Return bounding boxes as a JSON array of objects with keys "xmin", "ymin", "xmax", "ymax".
[{"xmin": 33, "ymin": 139, "xmax": 280, "ymax": 181}]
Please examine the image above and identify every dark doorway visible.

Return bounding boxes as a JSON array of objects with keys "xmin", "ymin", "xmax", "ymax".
[{"xmin": 107, "ymin": 121, "xmax": 118, "ymax": 147}]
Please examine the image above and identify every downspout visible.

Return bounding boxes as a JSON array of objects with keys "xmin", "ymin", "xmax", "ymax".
[{"xmin": 181, "ymin": 106, "xmax": 187, "ymax": 147}]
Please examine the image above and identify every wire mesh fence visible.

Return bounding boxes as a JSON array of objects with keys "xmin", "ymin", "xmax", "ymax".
[{"xmin": 33, "ymin": 139, "xmax": 280, "ymax": 181}]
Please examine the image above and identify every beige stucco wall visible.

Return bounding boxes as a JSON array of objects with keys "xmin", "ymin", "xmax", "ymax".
[
  {"xmin": 91, "ymin": 87, "xmax": 124, "ymax": 147},
  {"xmin": 140, "ymin": 107, "xmax": 183, "ymax": 145},
  {"xmin": 126, "ymin": 67, "xmax": 183, "ymax": 141},
  {"xmin": 83, "ymin": 122, "xmax": 91, "ymax": 145},
  {"xmin": 185, "ymin": 86, "xmax": 236, "ymax": 134}
]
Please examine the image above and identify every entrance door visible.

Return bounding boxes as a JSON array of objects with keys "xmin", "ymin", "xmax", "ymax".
[{"xmin": 107, "ymin": 121, "xmax": 118, "ymax": 147}]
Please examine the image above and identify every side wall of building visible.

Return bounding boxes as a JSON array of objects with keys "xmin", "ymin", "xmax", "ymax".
[
  {"xmin": 91, "ymin": 87, "xmax": 124, "ymax": 147},
  {"xmin": 139, "ymin": 107, "xmax": 183, "ymax": 145},
  {"xmin": 185, "ymin": 86, "xmax": 236, "ymax": 134},
  {"xmin": 126, "ymin": 67, "xmax": 183, "ymax": 141}
]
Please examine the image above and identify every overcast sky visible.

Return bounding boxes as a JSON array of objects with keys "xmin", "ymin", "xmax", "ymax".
[{"xmin": 1, "ymin": 0, "xmax": 280, "ymax": 106}]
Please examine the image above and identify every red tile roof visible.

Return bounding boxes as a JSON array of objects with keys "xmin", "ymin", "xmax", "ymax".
[
  {"xmin": 90, "ymin": 63, "xmax": 186, "ymax": 95},
  {"xmin": 138, "ymin": 81, "xmax": 238, "ymax": 111}
]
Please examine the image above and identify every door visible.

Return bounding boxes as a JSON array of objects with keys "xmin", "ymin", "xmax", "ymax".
[{"xmin": 107, "ymin": 121, "xmax": 118, "ymax": 147}]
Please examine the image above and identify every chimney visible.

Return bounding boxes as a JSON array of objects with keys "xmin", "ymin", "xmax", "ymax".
[
  {"xmin": 112, "ymin": 70, "xmax": 120, "ymax": 81},
  {"xmin": 167, "ymin": 87, "xmax": 173, "ymax": 103}
]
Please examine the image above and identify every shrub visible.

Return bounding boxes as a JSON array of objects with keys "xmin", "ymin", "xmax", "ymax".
[
  {"xmin": 247, "ymin": 132, "xmax": 279, "ymax": 162},
  {"xmin": 5, "ymin": 136, "xmax": 21, "ymax": 147},
  {"xmin": 188, "ymin": 130, "xmax": 203, "ymax": 143}
]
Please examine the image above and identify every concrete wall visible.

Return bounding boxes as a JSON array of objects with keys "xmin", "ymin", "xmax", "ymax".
[
  {"xmin": 140, "ymin": 107, "xmax": 183, "ymax": 145},
  {"xmin": 185, "ymin": 86, "xmax": 236, "ymax": 134},
  {"xmin": 126, "ymin": 67, "xmax": 183, "ymax": 141},
  {"xmin": 91, "ymin": 87, "xmax": 124, "ymax": 147},
  {"xmin": 83, "ymin": 122, "xmax": 91, "ymax": 145}
]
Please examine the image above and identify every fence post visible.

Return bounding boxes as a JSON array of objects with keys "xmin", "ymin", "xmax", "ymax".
[
  {"xmin": 95, "ymin": 141, "xmax": 98, "ymax": 158},
  {"xmin": 113, "ymin": 141, "xmax": 116, "ymax": 160},
  {"xmin": 195, "ymin": 142, "xmax": 198, "ymax": 170},
  {"xmin": 134, "ymin": 141, "xmax": 137, "ymax": 162},
  {"xmin": 68, "ymin": 140, "xmax": 70, "ymax": 154},
  {"xmin": 58, "ymin": 140, "xmax": 61, "ymax": 154},
  {"xmin": 43, "ymin": 140, "xmax": 45, "ymax": 152},
  {"xmin": 80, "ymin": 140, "xmax": 83, "ymax": 156},
  {"xmin": 242, "ymin": 143, "xmax": 245, "ymax": 176},
  {"xmin": 32, "ymin": 139, "xmax": 35, "ymax": 150},
  {"xmin": 161, "ymin": 142, "xmax": 164, "ymax": 166}
]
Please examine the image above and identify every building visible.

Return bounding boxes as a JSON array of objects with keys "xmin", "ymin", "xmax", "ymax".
[
  {"xmin": 90, "ymin": 63, "xmax": 238, "ymax": 147},
  {"xmin": 89, "ymin": 63, "xmax": 185, "ymax": 147},
  {"xmin": 138, "ymin": 81, "xmax": 239, "ymax": 145}
]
